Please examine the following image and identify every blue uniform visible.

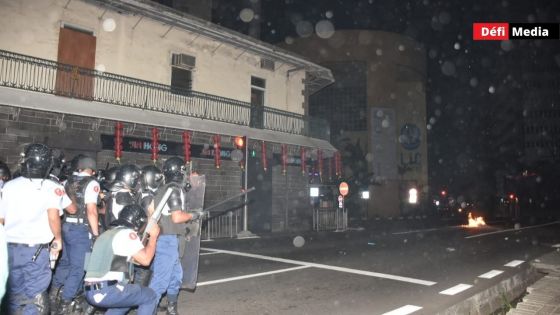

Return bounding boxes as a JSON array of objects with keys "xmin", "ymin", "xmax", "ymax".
[
  {"xmin": 149, "ymin": 186, "xmax": 186, "ymax": 306},
  {"xmin": 52, "ymin": 173, "xmax": 100, "ymax": 303},
  {"xmin": 0, "ymin": 177, "xmax": 64, "ymax": 314}
]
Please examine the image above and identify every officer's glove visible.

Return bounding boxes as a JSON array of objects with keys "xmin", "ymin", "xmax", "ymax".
[{"xmin": 189, "ymin": 211, "xmax": 205, "ymax": 221}]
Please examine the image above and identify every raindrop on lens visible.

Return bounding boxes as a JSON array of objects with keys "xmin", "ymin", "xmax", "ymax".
[
  {"xmin": 293, "ymin": 236, "xmax": 305, "ymax": 247},
  {"xmin": 102, "ymin": 18, "xmax": 116, "ymax": 32},
  {"xmin": 239, "ymin": 8, "xmax": 255, "ymax": 23},
  {"xmin": 488, "ymin": 86, "xmax": 496, "ymax": 94}
]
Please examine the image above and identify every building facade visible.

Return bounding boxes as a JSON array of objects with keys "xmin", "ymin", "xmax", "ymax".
[
  {"xmin": 281, "ymin": 30, "xmax": 428, "ymax": 218},
  {"xmin": 0, "ymin": 0, "xmax": 335, "ymax": 234}
]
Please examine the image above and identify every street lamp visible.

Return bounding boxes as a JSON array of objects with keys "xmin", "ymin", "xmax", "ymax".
[{"xmin": 408, "ymin": 188, "xmax": 418, "ymax": 204}]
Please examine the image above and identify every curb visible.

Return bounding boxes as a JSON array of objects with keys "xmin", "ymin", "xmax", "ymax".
[{"xmin": 436, "ymin": 266, "xmax": 541, "ymax": 315}]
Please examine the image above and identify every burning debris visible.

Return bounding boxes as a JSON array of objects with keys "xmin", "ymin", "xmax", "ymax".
[{"xmin": 465, "ymin": 212, "xmax": 486, "ymax": 227}]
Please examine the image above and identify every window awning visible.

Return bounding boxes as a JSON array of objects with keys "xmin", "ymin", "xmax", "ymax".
[{"xmin": 0, "ymin": 87, "xmax": 336, "ymax": 153}]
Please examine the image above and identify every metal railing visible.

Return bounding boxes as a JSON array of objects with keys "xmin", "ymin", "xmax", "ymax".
[
  {"xmin": 202, "ymin": 210, "xmax": 241, "ymax": 240},
  {"xmin": 313, "ymin": 207, "xmax": 348, "ymax": 232},
  {"xmin": 0, "ymin": 49, "xmax": 330, "ymax": 140}
]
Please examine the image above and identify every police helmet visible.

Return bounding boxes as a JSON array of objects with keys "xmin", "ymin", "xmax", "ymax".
[
  {"xmin": 69, "ymin": 154, "xmax": 85, "ymax": 173},
  {"xmin": 50, "ymin": 149, "xmax": 65, "ymax": 178},
  {"xmin": 115, "ymin": 164, "xmax": 141, "ymax": 190},
  {"xmin": 76, "ymin": 155, "xmax": 97, "ymax": 172},
  {"xmin": 163, "ymin": 157, "xmax": 186, "ymax": 184},
  {"xmin": 141, "ymin": 165, "xmax": 164, "ymax": 191},
  {"xmin": 20, "ymin": 143, "xmax": 53, "ymax": 179},
  {"xmin": 112, "ymin": 204, "xmax": 147, "ymax": 232},
  {"xmin": 0, "ymin": 162, "xmax": 11, "ymax": 181}
]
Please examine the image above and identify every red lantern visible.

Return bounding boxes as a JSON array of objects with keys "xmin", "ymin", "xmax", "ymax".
[
  {"xmin": 114, "ymin": 122, "xmax": 123, "ymax": 162},
  {"xmin": 317, "ymin": 149, "xmax": 323, "ymax": 179},
  {"xmin": 261, "ymin": 141, "xmax": 267, "ymax": 171},
  {"xmin": 182, "ymin": 131, "xmax": 191, "ymax": 164},
  {"xmin": 335, "ymin": 151, "xmax": 342, "ymax": 177},
  {"xmin": 328, "ymin": 156, "xmax": 333, "ymax": 180},
  {"xmin": 151, "ymin": 128, "xmax": 159, "ymax": 163},
  {"xmin": 281, "ymin": 144, "xmax": 287, "ymax": 175},
  {"xmin": 214, "ymin": 135, "xmax": 221, "ymax": 169},
  {"xmin": 300, "ymin": 147, "xmax": 306, "ymax": 175}
]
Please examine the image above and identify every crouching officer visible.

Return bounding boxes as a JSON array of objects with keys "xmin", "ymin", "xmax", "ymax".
[
  {"xmin": 0, "ymin": 144, "xmax": 64, "ymax": 314},
  {"xmin": 83, "ymin": 204, "xmax": 160, "ymax": 315},
  {"xmin": 51, "ymin": 155, "xmax": 100, "ymax": 314}
]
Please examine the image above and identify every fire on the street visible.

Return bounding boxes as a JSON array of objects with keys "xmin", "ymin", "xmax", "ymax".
[{"xmin": 465, "ymin": 212, "xmax": 486, "ymax": 227}]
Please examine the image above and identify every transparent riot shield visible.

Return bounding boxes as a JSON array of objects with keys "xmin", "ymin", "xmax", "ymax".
[{"xmin": 181, "ymin": 174, "xmax": 205, "ymax": 291}]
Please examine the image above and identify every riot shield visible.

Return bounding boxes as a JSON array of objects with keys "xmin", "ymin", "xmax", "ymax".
[{"xmin": 181, "ymin": 174, "xmax": 205, "ymax": 291}]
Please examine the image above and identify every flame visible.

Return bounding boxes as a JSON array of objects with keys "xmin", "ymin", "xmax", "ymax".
[{"xmin": 466, "ymin": 212, "xmax": 486, "ymax": 227}]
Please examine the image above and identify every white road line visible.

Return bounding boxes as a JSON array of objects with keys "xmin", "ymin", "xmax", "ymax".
[
  {"xmin": 201, "ymin": 247, "xmax": 437, "ymax": 286},
  {"xmin": 381, "ymin": 305, "xmax": 423, "ymax": 315},
  {"xmin": 200, "ymin": 252, "xmax": 223, "ymax": 256},
  {"xmin": 439, "ymin": 283, "xmax": 473, "ymax": 295},
  {"xmin": 197, "ymin": 266, "xmax": 311, "ymax": 287},
  {"xmin": 465, "ymin": 221, "xmax": 560, "ymax": 239},
  {"xmin": 478, "ymin": 270, "xmax": 504, "ymax": 279},
  {"xmin": 504, "ymin": 260, "xmax": 524, "ymax": 267},
  {"xmin": 392, "ymin": 226, "xmax": 461, "ymax": 235}
]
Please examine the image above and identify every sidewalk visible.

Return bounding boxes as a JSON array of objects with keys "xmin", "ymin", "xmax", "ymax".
[{"xmin": 507, "ymin": 249, "xmax": 560, "ymax": 314}]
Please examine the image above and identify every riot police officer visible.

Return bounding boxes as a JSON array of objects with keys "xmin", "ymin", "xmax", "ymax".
[
  {"xmin": 51, "ymin": 155, "xmax": 100, "ymax": 314},
  {"xmin": 0, "ymin": 144, "xmax": 64, "ymax": 314},
  {"xmin": 107, "ymin": 164, "xmax": 141, "ymax": 225},
  {"xmin": 83, "ymin": 204, "xmax": 160, "ymax": 315},
  {"xmin": 140, "ymin": 165, "xmax": 164, "ymax": 215},
  {"xmin": 149, "ymin": 157, "xmax": 199, "ymax": 315}
]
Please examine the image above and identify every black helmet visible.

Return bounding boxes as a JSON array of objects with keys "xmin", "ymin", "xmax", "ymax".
[
  {"xmin": 76, "ymin": 155, "xmax": 96, "ymax": 172},
  {"xmin": 50, "ymin": 149, "xmax": 65, "ymax": 178},
  {"xmin": 141, "ymin": 165, "xmax": 164, "ymax": 191},
  {"xmin": 163, "ymin": 157, "xmax": 186, "ymax": 183},
  {"xmin": 112, "ymin": 204, "xmax": 147, "ymax": 232},
  {"xmin": 97, "ymin": 166, "xmax": 119, "ymax": 191},
  {"xmin": 115, "ymin": 164, "xmax": 141, "ymax": 190},
  {"xmin": 0, "ymin": 162, "xmax": 11, "ymax": 181},
  {"xmin": 20, "ymin": 143, "xmax": 53, "ymax": 179}
]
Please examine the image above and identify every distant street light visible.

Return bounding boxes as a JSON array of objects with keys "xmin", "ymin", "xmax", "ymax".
[
  {"xmin": 408, "ymin": 188, "xmax": 418, "ymax": 204},
  {"xmin": 361, "ymin": 191, "xmax": 370, "ymax": 199}
]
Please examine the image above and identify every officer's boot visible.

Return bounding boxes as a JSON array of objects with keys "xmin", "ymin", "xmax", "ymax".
[
  {"xmin": 166, "ymin": 302, "xmax": 179, "ymax": 315},
  {"xmin": 56, "ymin": 299, "xmax": 72, "ymax": 315},
  {"xmin": 48, "ymin": 287, "xmax": 61, "ymax": 314},
  {"xmin": 166, "ymin": 294, "xmax": 179, "ymax": 315}
]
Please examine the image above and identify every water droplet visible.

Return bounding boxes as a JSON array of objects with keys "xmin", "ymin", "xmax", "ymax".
[
  {"xmin": 102, "ymin": 18, "xmax": 116, "ymax": 32},
  {"xmin": 315, "ymin": 20, "xmax": 335, "ymax": 39},
  {"xmin": 293, "ymin": 236, "xmax": 305, "ymax": 247},
  {"xmin": 239, "ymin": 8, "xmax": 255, "ymax": 23},
  {"xmin": 488, "ymin": 86, "xmax": 495, "ymax": 94}
]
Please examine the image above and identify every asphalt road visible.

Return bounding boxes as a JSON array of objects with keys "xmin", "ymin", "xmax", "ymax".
[{"xmin": 176, "ymin": 220, "xmax": 560, "ymax": 315}]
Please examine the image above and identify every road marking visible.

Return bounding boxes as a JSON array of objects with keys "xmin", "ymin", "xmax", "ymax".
[
  {"xmin": 478, "ymin": 270, "xmax": 504, "ymax": 279},
  {"xmin": 201, "ymin": 247, "xmax": 437, "ymax": 286},
  {"xmin": 392, "ymin": 226, "xmax": 461, "ymax": 235},
  {"xmin": 439, "ymin": 283, "xmax": 472, "ymax": 295},
  {"xmin": 200, "ymin": 252, "xmax": 223, "ymax": 256},
  {"xmin": 504, "ymin": 260, "xmax": 524, "ymax": 267},
  {"xmin": 381, "ymin": 305, "xmax": 423, "ymax": 315},
  {"xmin": 465, "ymin": 221, "xmax": 560, "ymax": 239},
  {"xmin": 197, "ymin": 266, "xmax": 311, "ymax": 287}
]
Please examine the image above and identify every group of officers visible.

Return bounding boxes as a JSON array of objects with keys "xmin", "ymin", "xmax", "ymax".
[{"xmin": 0, "ymin": 143, "xmax": 201, "ymax": 315}]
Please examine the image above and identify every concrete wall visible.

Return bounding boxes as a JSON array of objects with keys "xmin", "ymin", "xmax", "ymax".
[
  {"xmin": 282, "ymin": 30, "xmax": 428, "ymax": 217},
  {"xmin": 0, "ymin": 0, "xmax": 306, "ymax": 114}
]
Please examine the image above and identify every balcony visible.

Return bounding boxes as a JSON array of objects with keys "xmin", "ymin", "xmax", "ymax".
[{"xmin": 0, "ymin": 50, "xmax": 330, "ymax": 141}]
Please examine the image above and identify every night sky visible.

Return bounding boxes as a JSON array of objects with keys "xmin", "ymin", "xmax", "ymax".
[{"xmin": 212, "ymin": 0, "xmax": 560, "ymax": 206}]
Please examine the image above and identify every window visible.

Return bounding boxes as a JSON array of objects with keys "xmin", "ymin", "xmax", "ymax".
[
  {"xmin": 171, "ymin": 53, "xmax": 195, "ymax": 95},
  {"xmin": 250, "ymin": 76, "xmax": 265, "ymax": 128}
]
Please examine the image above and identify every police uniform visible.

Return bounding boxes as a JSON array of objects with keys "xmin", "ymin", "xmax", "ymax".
[
  {"xmin": 83, "ymin": 227, "xmax": 157, "ymax": 315},
  {"xmin": 52, "ymin": 171, "xmax": 100, "ymax": 307},
  {"xmin": 0, "ymin": 177, "xmax": 64, "ymax": 314},
  {"xmin": 149, "ymin": 184, "xmax": 186, "ymax": 311},
  {"xmin": 108, "ymin": 188, "xmax": 137, "ymax": 224}
]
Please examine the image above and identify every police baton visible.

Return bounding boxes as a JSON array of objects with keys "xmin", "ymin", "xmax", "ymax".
[{"xmin": 31, "ymin": 244, "xmax": 46, "ymax": 262}]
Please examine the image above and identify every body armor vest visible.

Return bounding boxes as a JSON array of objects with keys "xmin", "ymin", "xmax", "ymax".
[
  {"xmin": 65, "ymin": 175, "xmax": 95, "ymax": 221},
  {"xmin": 85, "ymin": 227, "xmax": 130, "ymax": 280},
  {"xmin": 158, "ymin": 184, "xmax": 187, "ymax": 235}
]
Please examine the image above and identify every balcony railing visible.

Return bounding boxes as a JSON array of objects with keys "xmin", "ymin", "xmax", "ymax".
[{"xmin": 0, "ymin": 50, "xmax": 330, "ymax": 140}]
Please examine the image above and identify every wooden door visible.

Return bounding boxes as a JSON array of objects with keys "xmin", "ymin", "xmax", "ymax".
[{"xmin": 55, "ymin": 26, "xmax": 96, "ymax": 100}]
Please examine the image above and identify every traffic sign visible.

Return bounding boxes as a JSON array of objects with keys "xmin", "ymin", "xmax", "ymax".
[{"xmin": 339, "ymin": 182, "xmax": 349, "ymax": 196}]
